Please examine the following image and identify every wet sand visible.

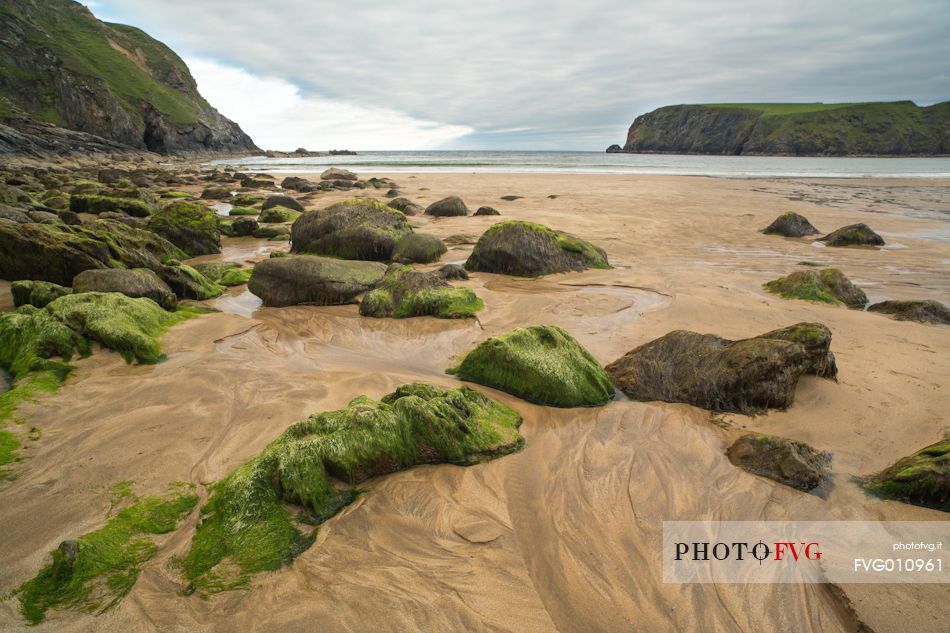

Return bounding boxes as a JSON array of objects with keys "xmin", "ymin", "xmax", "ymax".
[{"xmin": 0, "ymin": 173, "xmax": 948, "ymax": 632}]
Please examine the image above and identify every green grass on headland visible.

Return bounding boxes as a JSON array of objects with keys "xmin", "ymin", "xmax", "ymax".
[{"xmin": 701, "ymin": 102, "xmax": 872, "ymax": 116}]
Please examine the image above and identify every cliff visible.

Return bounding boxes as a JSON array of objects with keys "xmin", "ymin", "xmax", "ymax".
[
  {"xmin": 0, "ymin": 0, "xmax": 259, "ymax": 155},
  {"xmin": 618, "ymin": 101, "xmax": 950, "ymax": 156}
]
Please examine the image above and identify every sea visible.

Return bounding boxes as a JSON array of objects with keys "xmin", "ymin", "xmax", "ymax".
[{"xmin": 210, "ymin": 151, "xmax": 950, "ymax": 179}]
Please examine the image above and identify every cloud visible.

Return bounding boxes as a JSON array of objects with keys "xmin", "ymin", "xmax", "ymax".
[
  {"xmin": 91, "ymin": 0, "xmax": 950, "ymax": 149},
  {"xmin": 186, "ymin": 59, "xmax": 472, "ymax": 150}
]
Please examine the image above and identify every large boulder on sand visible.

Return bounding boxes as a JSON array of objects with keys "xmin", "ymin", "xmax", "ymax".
[
  {"xmin": 73, "ymin": 268, "xmax": 177, "ymax": 310},
  {"xmin": 425, "ymin": 196, "xmax": 469, "ymax": 217},
  {"xmin": 360, "ymin": 264, "xmax": 482, "ymax": 319},
  {"xmin": 0, "ymin": 219, "xmax": 184, "ymax": 286},
  {"xmin": 448, "ymin": 324, "xmax": 614, "ymax": 408},
  {"xmin": 290, "ymin": 199, "xmax": 412, "ymax": 261},
  {"xmin": 762, "ymin": 212, "xmax": 819, "ymax": 237},
  {"xmin": 605, "ymin": 323, "xmax": 837, "ymax": 414},
  {"xmin": 727, "ymin": 434, "xmax": 831, "ymax": 492},
  {"xmin": 146, "ymin": 201, "xmax": 220, "ymax": 256},
  {"xmin": 819, "ymin": 223, "xmax": 885, "ymax": 247},
  {"xmin": 465, "ymin": 220, "xmax": 609, "ymax": 277},
  {"xmin": 248, "ymin": 255, "xmax": 387, "ymax": 307},
  {"xmin": 868, "ymin": 300, "xmax": 950, "ymax": 325},
  {"xmin": 320, "ymin": 167, "xmax": 357, "ymax": 181},
  {"xmin": 764, "ymin": 268, "xmax": 867, "ymax": 308},
  {"xmin": 862, "ymin": 440, "xmax": 950, "ymax": 511},
  {"xmin": 391, "ymin": 233, "xmax": 447, "ymax": 264},
  {"xmin": 261, "ymin": 194, "xmax": 304, "ymax": 212},
  {"xmin": 387, "ymin": 197, "xmax": 423, "ymax": 216}
]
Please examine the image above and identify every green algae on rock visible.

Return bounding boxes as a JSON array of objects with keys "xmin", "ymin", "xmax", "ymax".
[
  {"xmin": 448, "ymin": 325, "xmax": 614, "ymax": 407},
  {"xmin": 15, "ymin": 483, "xmax": 198, "ymax": 624},
  {"xmin": 819, "ymin": 223, "xmax": 885, "ymax": 247},
  {"xmin": 181, "ymin": 383, "xmax": 523, "ymax": 593},
  {"xmin": 727, "ymin": 433, "xmax": 831, "ymax": 492},
  {"xmin": 465, "ymin": 220, "xmax": 609, "ymax": 277},
  {"xmin": 146, "ymin": 201, "xmax": 220, "ymax": 256},
  {"xmin": 290, "ymin": 198, "xmax": 412, "ymax": 261},
  {"xmin": 218, "ymin": 267, "xmax": 253, "ymax": 287},
  {"xmin": 862, "ymin": 441, "xmax": 950, "ymax": 511},
  {"xmin": 258, "ymin": 206, "xmax": 300, "ymax": 224},
  {"xmin": 360, "ymin": 264, "xmax": 483, "ymax": 319},
  {"xmin": 764, "ymin": 268, "xmax": 868, "ymax": 308},
  {"xmin": 158, "ymin": 262, "xmax": 225, "ymax": 300},
  {"xmin": 391, "ymin": 233, "xmax": 448, "ymax": 264},
  {"xmin": 69, "ymin": 194, "xmax": 154, "ymax": 218},
  {"xmin": 73, "ymin": 268, "xmax": 177, "ymax": 310},
  {"xmin": 11, "ymin": 280, "xmax": 72, "ymax": 308},
  {"xmin": 605, "ymin": 322, "xmax": 837, "ymax": 414}
]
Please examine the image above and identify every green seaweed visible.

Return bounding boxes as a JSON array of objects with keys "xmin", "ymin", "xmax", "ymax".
[
  {"xmin": 764, "ymin": 271, "xmax": 840, "ymax": 304},
  {"xmin": 228, "ymin": 206, "xmax": 259, "ymax": 216},
  {"xmin": 181, "ymin": 383, "xmax": 523, "ymax": 594},
  {"xmin": 862, "ymin": 441, "xmax": 950, "ymax": 511},
  {"xmin": 217, "ymin": 268, "xmax": 253, "ymax": 287},
  {"xmin": 359, "ymin": 264, "xmax": 483, "ymax": 319},
  {"xmin": 15, "ymin": 482, "xmax": 198, "ymax": 624},
  {"xmin": 448, "ymin": 325, "xmax": 614, "ymax": 407},
  {"xmin": 69, "ymin": 194, "xmax": 153, "ymax": 218}
]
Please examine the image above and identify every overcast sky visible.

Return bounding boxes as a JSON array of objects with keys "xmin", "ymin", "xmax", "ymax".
[{"xmin": 88, "ymin": 0, "xmax": 950, "ymax": 151}]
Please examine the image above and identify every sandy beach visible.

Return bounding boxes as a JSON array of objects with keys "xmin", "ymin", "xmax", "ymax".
[{"xmin": 1, "ymin": 172, "xmax": 948, "ymax": 632}]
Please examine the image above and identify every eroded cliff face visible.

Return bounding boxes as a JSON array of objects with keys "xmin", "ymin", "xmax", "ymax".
[
  {"xmin": 621, "ymin": 102, "xmax": 950, "ymax": 156},
  {"xmin": 0, "ymin": 0, "xmax": 259, "ymax": 155}
]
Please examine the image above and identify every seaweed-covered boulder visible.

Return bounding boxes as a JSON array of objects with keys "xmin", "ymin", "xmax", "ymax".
[
  {"xmin": 437, "ymin": 263, "xmax": 469, "ymax": 280},
  {"xmin": 290, "ymin": 199, "xmax": 412, "ymax": 261},
  {"xmin": 45, "ymin": 292, "xmax": 192, "ymax": 364},
  {"xmin": 0, "ymin": 205, "xmax": 31, "ymax": 224},
  {"xmin": 200, "ymin": 186, "xmax": 231, "ymax": 200},
  {"xmin": 0, "ymin": 305, "xmax": 87, "ymax": 379},
  {"xmin": 465, "ymin": 221, "xmax": 609, "ymax": 277},
  {"xmin": 425, "ymin": 196, "xmax": 469, "ymax": 217},
  {"xmin": 253, "ymin": 225, "xmax": 291, "ymax": 240},
  {"xmin": 228, "ymin": 206, "xmax": 258, "ymax": 217},
  {"xmin": 320, "ymin": 167, "xmax": 358, "ymax": 181},
  {"xmin": 181, "ymin": 383, "xmax": 523, "ymax": 593},
  {"xmin": 192, "ymin": 261, "xmax": 241, "ymax": 283},
  {"xmin": 158, "ymin": 263, "xmax": 224, "ymax": 300},
  {"xmin": 360, "ymin": 264, "xmax": 482, "ymax": 319},
  {"xmin": 868, "ymin": 300, "xmax": 950, "ymax": 325},
  {"xmin": 764, "ymin": 268, "xmax": 868, "ymax": 308},
  {"xmin": 261, "ymin": 195, "xmax": 304, "ymax": 212},
  {"xmin": 11, "ymin": 280, "xmax": 72, "ymax": 308},
  {"xmin": 258, "ymin": 207, "xmax": 300, "ymax": 223},
  {"xmin": 218, "ymin": 268, "xmax": 253, "ymax": 287},
  {"xmin": 230, "ymin": 217, "xmax": 259, "ymax": 237},
  {"xmin": 727, "ymin": 433, "xmax": 831, "ymax": 492},
  {"xmin": 762, "ymin": 212, "xmax": 819, "ymax": 237},
  {"xmin": 248, "ymin": 255, "xmax": 387, "ymax": 307},
  {"xmin": 391, "ymin": 233, "xmax": 447, "ymax": 264},
  {"xmin": 474, "ymin": 206, "xmax": 501, "ymax": 216},
  {"xmin": 862, "ymin": 440, "xmax": 950, "ymax": 511},
  {"xmin": 73, "ymin": 269, "xmax": 177, "ymax": 311},
  {"xmin": 146, "ymin": 201, "xmax": 220, "ymax": 256},
  {"xmin": 0, "ymin": 220, "xmax": 184, "ymax": 286},
  {"xmin": 448, "ymin": 325, "xmax": 613, "ymax": 407},
  {"xmin": 69, "ymin": 195, "xmax": 153, "ymax": 218},
  {"xmin": 605, "ymin": 323, "xmax": 837, "ymax": 414},
  {"xmin": 28, "ymin": 211, "xmax": 61, "ymax": 224},
  {"xmin": 387, "ymin": 197, "xmax": 423, "ymax": 216},
  {"xmin": 819, "ymin": 223, "xmax": 885, "ymax": 247}
]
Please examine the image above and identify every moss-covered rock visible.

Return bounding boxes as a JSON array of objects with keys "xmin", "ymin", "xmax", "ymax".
[
  {"xmin": 200, "ymin": 186, "xmax": 231, "ymax": 200},
  {"xmin": 425, "ymin": 196, "xmax": 469, "ymax": 217},
  {"xmin": 448, "ymin": 325, "xmax": 613, "ymax": 407},
  {"xmin": 228, "ymin": 206, "xmax": 259, "ymax": 216},
  {"xmin": 258, "ymin": 206, "xmax": 300, "ymax": 223},
  {"xmin": 465, "ymin": 220, "xmax": 609, "ymax": 277},
  {"xmin": 391, "ymin": 233, "xmax": 447, "ymax": 264},
  {"xmin": 819, "ymin": 223, "xmax": 885, "ymax": 247},
  {"xmin": 69, "ymin": 195, "xmax": 154, "ymax": 218},
  {"xmin": 290, "ymin": 199, "xmax": 412, "ymax": 261},
  {"xmin": 727, "ymin": 433, "xmax": 831, "ymax": 492},
  {"xmin": 158, "ymin": 263, "xmax": 225, "ymax": 300},
  {"xmin": 229, "ymin": 194, "xmax": 264, "ymax": 207},
  {"xmin": 0, "ymin": 306, "xmax": 87, "ymax": 380},
  {"xmin": 762, "ymin": 211, "xmax": 819, "ymax": 237},
  {"xmin": 218, "ymin": 268, "xmax": 253, "ymax": 287},
  {"xmin": 73, "ymin": 268, "xmax": 177, "ymax": 311},
  {"xmin": 181, "ymin": 383, "xmax": 522, "ymax": 593},
  {"xmin": 0, "ymin": 205, "xmax": 32, "ymax": 224},
  {"xmin": 605, "ymin": 322, "xmax": 837, "ymax": 414},
  {"xmin": 261, "ymin": 195, "xmax": 304, "ymax": 212},
  {"xmin": 438, "ymin": 263, "xmax": 469, "ymax": 280},
  {"xmin": 387, "ymin": 197, "xmax": 423, "ymax": 215},
  {"xmin": 253, "ymin": 225, "xmax": 291, "ymax": 239},
  {"xmin": 360, "ymin": 264, "xmax": 483, "ymax": 319},
  {"xmin": 764, "ymin": 268, "xmax": 868, "ymax": 308},
  {"xmin": 230, "ymin": 217, "xmax": 259, "ymax": 237},
  {"xmin": 248, "ymin": 255, "xmax": 387, "ymax": 307},
  {"xmin": 868, "ymin": 300, "xmax": 950, "ymax": 325},
  {"xmin": 11, "ymin": 280, "xmax": 72, "ymax": 308},
  {"xmin": 192, "ymin": 261, "xmax": 241, "ymax": 283},
  {"xmin": 45, "ymin": 292, "xmax": 195, "ymax": 364},
  {"xmin": 146, "ymin": 201, "xmax": 220, "ymax": 256},
  {"xmin": 15, "ymin": 483, "xmax": 198, "ymax": 624},
  {"xmin": 862, "ymin": 440, "xmax": 950, "ymax": 511}
]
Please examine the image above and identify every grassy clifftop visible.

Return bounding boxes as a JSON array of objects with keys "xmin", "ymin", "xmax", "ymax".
[
  {"xmin": 621, "ymin": 101, "xmax": 950, "ymax": 156},
  {"xmin": 0, "ymin": 0, "xmax": 258, "ymax": 154}
]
